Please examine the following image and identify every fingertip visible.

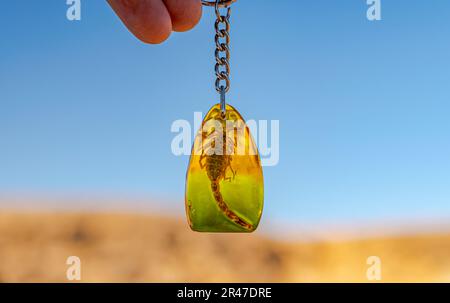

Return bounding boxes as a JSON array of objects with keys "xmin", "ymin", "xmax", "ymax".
[
  {"xmin": 108, "ymin": 0, "xmax": 173, "ymax": 44},
  {"xmin": 138, "ymin": 11, "xmax": 173, "ymax": 44},
  {"xmin": 163, "ymin": 0, "xmax": 202, "ymax": 32}
]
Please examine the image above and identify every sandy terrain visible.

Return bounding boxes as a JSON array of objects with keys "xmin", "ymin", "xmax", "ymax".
[{"xmin": 0, "ymin": 212, "xmax": 449, "ymax": 282}]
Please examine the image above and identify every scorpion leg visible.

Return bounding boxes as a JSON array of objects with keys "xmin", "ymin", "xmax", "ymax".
[
  {"xmin": 229, "ymin": 158, "xmax": 237, "ymax": 179},
  {"xmin": 224, "ymin": 158, "xmax": 237, "ymax": 182},
  {"xmin": 199, "ymin": 154, "xmax": 206, "ymax": 169}
]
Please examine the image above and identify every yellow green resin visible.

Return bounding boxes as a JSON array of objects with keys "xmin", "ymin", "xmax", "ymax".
[{"xmin": 185, "ymin": 104, "xmax": 264, "ymax": 232}]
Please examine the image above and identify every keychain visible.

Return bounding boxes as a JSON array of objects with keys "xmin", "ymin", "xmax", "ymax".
[{"xmin": 185, "ymin": 0, "xmax": 264, "ymax": 232}]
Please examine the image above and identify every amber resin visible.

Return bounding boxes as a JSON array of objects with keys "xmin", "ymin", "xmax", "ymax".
[{"xmin": 185, "ymin": 103, "xmax": 264, "ymax": 232}]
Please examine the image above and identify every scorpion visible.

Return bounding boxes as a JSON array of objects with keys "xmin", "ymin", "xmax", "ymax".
[{"xmin": 199, "ymin": 113, "xmax": 253, "ymax": 231}]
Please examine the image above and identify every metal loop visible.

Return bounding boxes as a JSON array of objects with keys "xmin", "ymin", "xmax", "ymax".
[
  {"xmin": 215, "ymin": 2, "xmax": 231, "ymax": 19},
  {"xmin": 215, "ymin": 54, "xmax": 229, "ymax": 66},
  {"xmin": 215, "ymin": 42, "xmax": 229, "ymax": 56},
  {"xmin": 215, "ymin": 62, "xmax": 230, "ymax": 77},
  {"xmin": 215, "ymin": 46, "xmax": 229, "ymax": 59},
  {"xmin": 215, "ymin": 17, "xmax": 230, "ymax": 29},
  {"xmin": 215, "ymin": 32, "xmax": 230, "ymax": 47},
  {"xmin": 202, "ymin": 0, "xmax": 236, "ymax": 8},
  {"xmin": 214, "ymin": 40, "xmax": 226, "ymax": 52},
  {"xmin": 216, "ymin": 78, "xmax": 230, "ymax": 93}
]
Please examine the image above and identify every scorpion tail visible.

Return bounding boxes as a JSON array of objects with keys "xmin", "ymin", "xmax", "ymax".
[{"xmin": 211, "ymin": 181, "xmax": 254, "ymax": 231}]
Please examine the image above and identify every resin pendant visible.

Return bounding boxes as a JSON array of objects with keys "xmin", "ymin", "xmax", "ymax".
[{"xmin": 185, "ymin": 103, "xmax": 264, "ymax": 232}]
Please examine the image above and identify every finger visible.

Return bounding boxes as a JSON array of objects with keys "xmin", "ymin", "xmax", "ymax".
[
  {"xmin": 162, "ymin": 0, "xmax": 202, "ymax": 32},
  {"xmin": 107, "ymin": 0, "xmax": 172, "ymax": 44}
]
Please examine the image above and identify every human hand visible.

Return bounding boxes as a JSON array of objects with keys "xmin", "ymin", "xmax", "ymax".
[{"xmin": 107, "ymin": 0, "xmax": 202, "ymax": 44}]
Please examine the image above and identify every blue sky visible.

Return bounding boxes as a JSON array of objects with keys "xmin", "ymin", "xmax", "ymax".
[{"xmin": 1, "ymin": 1, "xmax": 449, "ymax": 227}]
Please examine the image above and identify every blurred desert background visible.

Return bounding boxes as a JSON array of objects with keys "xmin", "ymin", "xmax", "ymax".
[{"xmin": 0, "ymin": 198, "xmax": 449, "ymax": 283}]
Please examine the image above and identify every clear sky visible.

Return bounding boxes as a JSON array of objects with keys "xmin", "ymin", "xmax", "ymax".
[{"xmin": 1, "ymin": 1, "xmax": 449, "ymax": 227}]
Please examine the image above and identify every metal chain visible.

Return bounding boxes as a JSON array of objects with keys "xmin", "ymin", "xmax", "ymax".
[{"xmin": 213, "ymin": 0, "xmax": 231, "ymax": 114}]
